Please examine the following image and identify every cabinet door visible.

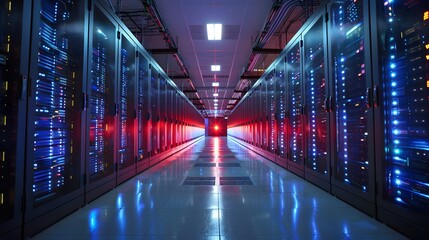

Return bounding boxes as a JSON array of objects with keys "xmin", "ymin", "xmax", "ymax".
[
  {"xmin": 137, "ymin": 53, "xmax": 149, "ymax": 162},
  {"xmin": 0, "ymin": 0, "xmax": 28, "ymax": 237},
  {"xmin": 159, "ymin": 76, "xmax": 166, "ymax": 151},
  {"xmin": 286, "ymin": 39, "xmax": 304, "ymax": 176},
  {"xmin": 86, "ymin": 3, "xmax": 117, "ymax": 198},
  {"xmin": 328, "ymin": 0, "xmax": 375, "ymax": 215},
  {"xmin": 267, "ymin": 72, "xmax": 276, "ymax": 154},
  {"xmin": 25, "ymin": 0, "xmax": 85, "ymax": 232},
  {"xmin": 150, "ymin": 69, "xmax": 159, "ymax": 154},
  {"xmin": 276, "ymin": 60, "xmax": 288, "ymax": 162},
  {"xmin": 303, "ymin": 12, "xmax": 330, "ymax": 190},
  {"xmin": 117, "ymin": 32, "xmax": 136, "ymax": 179},
  {"xmin": 374, "ymin": 0, "xmax": 429, "ymax": 237}
]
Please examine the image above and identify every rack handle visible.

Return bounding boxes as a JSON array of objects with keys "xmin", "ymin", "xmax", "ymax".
[
  {"xmin": 366, "ymin": 87, "xmax": 372, "ymax": 108},
  {"xmin": 373, "ymin": 85, "xmax": 379, "ymax": 108}
]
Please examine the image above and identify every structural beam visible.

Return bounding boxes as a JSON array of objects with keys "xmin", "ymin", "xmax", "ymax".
[
  {"xmin": 148, "ymin": 48, "xmax": 178, "ymax": 54},
  {"xmin": 169, "ymin": 75, "xmax": 189, "ymax": 80},
  {"xmin": 252, "ymin": 47, "xmax": 283, "ymax": 54}
]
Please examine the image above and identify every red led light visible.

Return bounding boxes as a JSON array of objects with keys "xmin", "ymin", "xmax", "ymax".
[{"xmin": 214, "ymin": 125, "xmax": 219, "ymax": 131}]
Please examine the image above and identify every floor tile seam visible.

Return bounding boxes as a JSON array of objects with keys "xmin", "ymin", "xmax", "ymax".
[{"xmin": 88, "ymin": 206, "xmax": 125, "ymax": 234}]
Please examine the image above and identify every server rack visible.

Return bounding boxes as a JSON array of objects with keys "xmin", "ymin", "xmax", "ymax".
[
  {"xmin": 136, "ymin": 51, "xmax": 149, "ymax": 172},
  {"xmin": 267, "ymin": 72, "xmax": 277, "ymax": 156},
  {"xmin": 85, "ymin": 1, "xmax": 117, "ymax": 202},
  {"xmin": 286, "ymin": 38, "xmax": 305, "ymax": 177},
  {"xmin": 166, "ymin": 85, "xmax": 173, "ymax": 149},
  {"xmin": 275, "ymin": 59, "xmax": 288, "ymax": 168},
  {"xmin": 24, "ymin": 0, "xmax": 87, "ymax": 235},
  {"xmin": 327, "ymin": 0, "xmax": 376, "ymax": 216},
  {"xmin": 372, "ymin": 0, "xmax": 429, "ymax": 237},
  {"xmin": 116, "ymin": 30, "xmax": 136, "ymax": 184},
  {"xmin": 0, "ymin": 0, "xmax": 29, "ymax": 238},
  {"xmin": 302, "ymin": 10, "xmax": 330, "ymax": 191},
  {"xmin": 172, "ymin": 92, "xmax": 177, "ymax": 147},
  {"xmin": 159, "ymin": 76, "xmax": 166, "ymax": 152},
  {"xmin": 255, "ymin": 83, "xmax": 265, "ymax": 148},
  {"xmin": 261, "ymin": 79, "xmax": 268, "ymax": 150},
  {"xmin": 149, "ymin": 68, "xmax": 159, "ymax": 156}
]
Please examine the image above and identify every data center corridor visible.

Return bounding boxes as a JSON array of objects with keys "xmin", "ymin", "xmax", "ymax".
[{"xmin": 31, "ymin": 137, "xmax": 404, "ymax": 240}]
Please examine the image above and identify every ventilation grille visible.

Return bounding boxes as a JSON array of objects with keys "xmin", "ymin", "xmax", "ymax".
[
  {"xmin": 183, "ymin": 177, "xmax": 216, "ymax": 185},
  {"xmin": 193, "ymin": 163, "xmax": 216, "ymax": 167},
  {"xmin": 219, "ymin": 177, "xmax": 253, "ymax": 185},
  {"xmin": 218, "ymin": 163, "xmax": 241, "ymax": 167}
]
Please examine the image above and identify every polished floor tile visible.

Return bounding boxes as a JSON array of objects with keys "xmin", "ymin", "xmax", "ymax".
[{"xmin": 31, "ymin": 137, "xmax": 406, "ymax": 240}]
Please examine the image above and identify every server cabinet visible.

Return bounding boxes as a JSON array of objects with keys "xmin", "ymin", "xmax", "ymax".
[
  {"xmin": 86, "ymin": 2, "xmax": 117, "ymax": 201},
  {"xmin": 24, "ymin": 0, "xmax": 87, "ymax": 235},
  {"xmin": 261, "ymin": 79, "xmax": 268, "ymax": 150},
  {"xmin": 302, "ymin": 11, "xmax": 330, "ymax": 191},
  {"xmin": 0, "ymin": 0, "xmax": 29, "ymax": 238},
  {"xmin": 167, "ymin": 85, "xmax": 173, "ymax": 149},
  {"xmin": 372, "ymin": 0, "xmax": 429, "ymax": 237},
  {"xmin": 137, "ymin": 52, "xmax": 149, "ymax": 171},
  {"xmin": 286, "ymin": 38, "xmax": 304, "ymax": 177},
  {"xmin": 328, "ymin": 0, "xmax": 376, "ymax": 216},
  {"xmin": 267, "ymin": 72, "xmax": 276, "ymax": 155},
  {"xmin": 252, "ymin": 92, "xmax": 258, "ymax": 146},
  {"xmin": 275, "ymin": 59, "xmax": 288, "ymax": 167},
  {"xmin": 159, "ymin": 76, "xmax": 166, "ymax": 152},
  {"xmin": 171, "ymin": 90, "xmax": 178, "ymax": 147},
  {"xmin": 149, "ymin": 68, "xmax": 159, "ymax": 155},
  {"xmin": 116, "ymin": 31, "xmax": 136, "ymax": 183}
]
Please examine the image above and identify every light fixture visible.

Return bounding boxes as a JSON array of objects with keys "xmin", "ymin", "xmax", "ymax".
[
  {"xmin": 207, "ymin": 23, "xmax": 222, "ymax": 40},
  {"xmin": 211, "ymin": 65, "xmax": 220, "ymax": 71},
  {"xmin": 212, "ymin": 82, "xmax": 219, "ymax": 87},
  {"xmin": 213, "ymin": 93, "xmax": 218, "ymax": 97},
  {"xmin": 214, "ymin": 106, "xmax": 218, "ymax": 109},
  {"xmin": 214, "ymin": 99, "xmax": 218, "ymax": 102},
  {"xmin": 214, "ymin": 103, "xmax": 218, "ymax": 106}
]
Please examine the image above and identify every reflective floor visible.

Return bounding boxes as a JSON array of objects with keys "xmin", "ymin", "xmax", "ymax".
[{"xmin": 32, "ymin": 137, "xmax": 405, "ymax": 240}]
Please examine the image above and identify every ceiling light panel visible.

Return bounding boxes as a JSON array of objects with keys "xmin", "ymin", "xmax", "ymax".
[
  {"xmin": 211, "ymin": 65, "xmax": 220, "ymax": 71},
  {"xmin": 207, "ymin": 23, "xmax": 222, "ymax": 40},
  {"xmin": 212, "ymin": 82, "xmax": 219, "ymax": 87},
  {"xmin": 213, "ymin": 93, "xmax": 219, "ymax": 97}
]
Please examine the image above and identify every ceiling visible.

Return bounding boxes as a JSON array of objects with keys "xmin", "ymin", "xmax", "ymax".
[{"xmin": 108, "ymin": 0, "xmax": 321, "ymax": 117}]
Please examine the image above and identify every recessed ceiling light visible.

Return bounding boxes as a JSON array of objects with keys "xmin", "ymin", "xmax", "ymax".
[
  {"xmin": 211, "ymin": 65, "xmax": 220, "ymax": 71},
  {"xmin": 207, "ymin": 23, "xmax": 222, "ymax": 40},
  {"xmin": 213, "ymin": 93, "xmax": 218, "ymax": 97},
  {"xmin": 214, "ymin": 99, "xmax": 218, "ymax": 102},
  {"xmin": 212, "ymin": 82, "xmax": 219, "ymax": 87},
  {"xmin": 214, "ymin": 103, "xmax": 218, "ymax": 106},
  {"xmin": 214, "ymin": 106, "xmax": 218, "ymax": 109}
]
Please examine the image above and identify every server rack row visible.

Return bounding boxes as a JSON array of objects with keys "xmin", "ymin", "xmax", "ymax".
[
  {"xmin": 0, "ymin": 0, "xmax": 204, "ymax": 238},
  {"xmin": 228, "ymin": 0, "xmax": 429, "ymax": 238}
]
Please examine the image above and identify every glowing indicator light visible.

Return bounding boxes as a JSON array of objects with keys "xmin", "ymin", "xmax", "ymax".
[
  {"xmin": 424, "ymin": 11, "xmax": 429, "ymax": 21},
  {"xmin": 426, "ymin": 44, "xmax": 429, "ymax": 50},
  {"xmin": 0, "ymin": 193, "xmax": 3, "ymax": 204},
  {"xmin": 8, "ymin": 1, "xmax": 11, "ymax": 11},
  {"xmin": 427, "ymin": 80, "xmax": 429, "ymax": 88},
  {"xmin": 214, "ymin": 125, "xmax": 219, "ymax": 131}
]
